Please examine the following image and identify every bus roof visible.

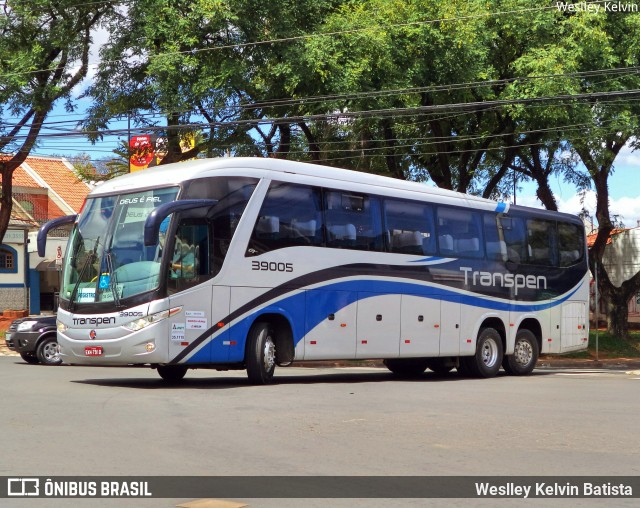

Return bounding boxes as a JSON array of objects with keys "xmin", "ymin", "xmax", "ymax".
[{"xmin": 91, "ymin": 156, "xmax": 507, "ymax": 212}]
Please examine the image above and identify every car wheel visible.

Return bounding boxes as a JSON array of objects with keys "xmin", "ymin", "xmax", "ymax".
[
  {"xmin": 20, "ymin": 352, "xmax": 40, "ymax": 365},
  {"xmin": 36, "ymin": 336, "xmax": 62, "ymax": 365}
]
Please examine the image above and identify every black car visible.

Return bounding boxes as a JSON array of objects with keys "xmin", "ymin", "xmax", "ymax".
[{"xmin": 6, "ymin": 315, "xmax": 61, "ymax": 365}]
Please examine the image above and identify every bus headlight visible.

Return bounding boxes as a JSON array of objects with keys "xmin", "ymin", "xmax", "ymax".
[
  {"xmin": 57, "ymin": 320, "xmax": 68, "ymax": 332},
  {"xmin": 122, "ymin": 307, "xmax": 182, "ymax": 332}
]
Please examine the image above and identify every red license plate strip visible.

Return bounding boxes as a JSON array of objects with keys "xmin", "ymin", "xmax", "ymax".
[{"xmin": 85, "ymin": 346, "xmax": 103, "ymax": 356}]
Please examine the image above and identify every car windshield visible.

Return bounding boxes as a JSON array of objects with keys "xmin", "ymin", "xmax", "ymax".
[{"xmin": 61, "ymin": 187, "xmax": 179, "ymax": 306}]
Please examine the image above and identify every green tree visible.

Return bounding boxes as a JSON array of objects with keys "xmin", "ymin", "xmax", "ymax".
[
  {"xmin": 82, "ymin": 0, "xmax": 340, "ymax": 162},
  {"xmin": 0, "ymin": 0, "xmax": 116, "ymax": 242}
]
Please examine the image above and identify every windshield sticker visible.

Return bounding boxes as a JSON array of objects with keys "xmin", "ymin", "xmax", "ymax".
[
  {"xmin": 77, "ymin": 287, "xmax": 96, "ymax": 303},
  {"xmin": 99, "ymin": 274, "xmax": 111, "ymax": 289},
  {"xmin": 171, "ymin": 323, "xmax": 186, "ymax": 341}
]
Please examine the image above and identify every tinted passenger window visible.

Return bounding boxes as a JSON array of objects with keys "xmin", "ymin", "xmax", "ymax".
[
  {"xmin": 558, "ymin": 222, "xmax": 584, "ymax": 267},
  {"xmin": 384, "ymin": 199, "xmax": 435, "ymax": 255},
  {"xmin": 325, "ymin": 191, "xmax": 383, "ymax": 251},
  {"xmin": 484, "ymin": 214, "xmax": 507, "ymax": 261},
  {"xmin": 248, "ymin": 182, "xmax": 323, "ymax": 255},
  {"xmin": 527, "ymin": 219, "xmax": 556, "ymax": 266},
  {"xmin": 437, "ymin": 207, "xmax": 483, "ymax": 258},
  {"xmin": 167, "ymin": 221, "xmax": 210, "ymax": 295},
  {"xmin": 499, "ymin": 216, "xmax": 527, "ymax": 263}
]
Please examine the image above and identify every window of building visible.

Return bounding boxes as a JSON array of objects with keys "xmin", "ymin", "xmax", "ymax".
[{"xmin": 0, "ymin": 245, "xmax": 18, "ymax": 273}]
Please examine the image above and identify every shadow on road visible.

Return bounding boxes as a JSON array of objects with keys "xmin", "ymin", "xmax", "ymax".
[{"xmin": 69, "ymin": 367, "xmax": 555, "ymax": 390}]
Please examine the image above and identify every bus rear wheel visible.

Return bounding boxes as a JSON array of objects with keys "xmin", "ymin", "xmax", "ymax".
[
  {"xmin": 383, "ymin": 358, "xmax": 428, "ymax": 377},
  {"xmin": 503, "ymin": 329, "xmax": 539, "ymax": 376},
  {"xmin": 157, "ymin": 365, "xmax": 187, "ymax": 382},
  {"xmin": 246, "ymin": 322, "xmax": 276, "ymax": 385},
  {"xmin": 460, "ymin": 327, "xmax": 503, "ymax": 378}
]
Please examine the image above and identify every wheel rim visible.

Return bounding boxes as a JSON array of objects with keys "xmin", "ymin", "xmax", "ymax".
[
  {"xmin": 263, "ymin": 336, "xmax": 276, "ymax": 372},
  {"xmin": 43, "ymin": 342, "xmax": 59, "ymax": 362},
  {"xmin": 480, "ymin": 338, "xmax": 499, "ymax": 367},
  {"xmin": 514, "ymin": 338, "xmax": 533, "ymax": 366}
]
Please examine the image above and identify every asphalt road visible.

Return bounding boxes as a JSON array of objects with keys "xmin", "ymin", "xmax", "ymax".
[{"xmin": 1, "ymin": 357, "xmax": 639, "ymax": 508}]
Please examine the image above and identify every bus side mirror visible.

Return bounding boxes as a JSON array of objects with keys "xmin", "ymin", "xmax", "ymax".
[
  {"xmin": 143, "ymin": 199, "xmax": 217, "ymax": 247},
  {"xmin": 37, "ymin": 214, "xmax": 78, "ymax": 257}
]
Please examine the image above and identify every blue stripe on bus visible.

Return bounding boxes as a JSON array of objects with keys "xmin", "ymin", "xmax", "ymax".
[
  {"xmin": 495, "ymin": 202, "xmax": 507, "ymax": 213},
  {"xmin": 183, "ymin": 278, "xmax": 583, "ymax": 364}
]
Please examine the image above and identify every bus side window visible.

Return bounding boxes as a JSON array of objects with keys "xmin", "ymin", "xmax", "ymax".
[
  {"xmin": 526, "ymin": 219, "xmax": 556, "ymax": 266},
  {"xmin": 247, "ymin": 183, "xmax": 323, "ymax": 255},
  {"xmin": 167, "ymin": 221, "xmax": 211, "ymax": 294},
  {"xmin": 437, "ymin": 207, "xmax": 484, "ymax": 259},
  {"xmin": 484, "ymin": 214, "xmax": 507, "ymax": 262},
  {"xmin": 325, "ymin": 191, "xmax": 383, "ymax": 251},
  {"xmin": 383, "ymin": 199, "xmax": 435, "ymax": 255},
  {"xmin": 557, "ymin": 222, "xmax": 584, "ymax": 267},
  {"xmin": 500, "ymin": 216, "xmax": 527, "ymax": 264}
]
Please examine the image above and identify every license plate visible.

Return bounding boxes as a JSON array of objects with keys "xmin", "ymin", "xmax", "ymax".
[{"xmin": 85, "ymin": 346, "xmax": 103, "ymax": 356}]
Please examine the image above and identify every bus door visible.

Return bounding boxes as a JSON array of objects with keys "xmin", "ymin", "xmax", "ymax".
[{"xmin": 165, "ymin": 220, "xmax": 227, "ymax": 363}]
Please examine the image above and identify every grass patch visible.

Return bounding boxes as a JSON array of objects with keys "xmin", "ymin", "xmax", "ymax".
[{"xmin": 562, "ymin": 330, "xmax": 640, "ymax": 359}]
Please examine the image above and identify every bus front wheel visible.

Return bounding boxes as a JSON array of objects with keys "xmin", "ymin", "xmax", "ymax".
[
  {"xmin": 157, "ymin": 365, "xmax": 187, "ymax": 382},
  {"xmin": 460, "ymin": 327, "xmax": 503, "ymax": 378},
  {"xmin": 502, "ymin": 329, "xmax": 539, "ymax": 376},
  {"xmin": 246, "ymin": 322, "xmax": 276, "ymax": 385}
]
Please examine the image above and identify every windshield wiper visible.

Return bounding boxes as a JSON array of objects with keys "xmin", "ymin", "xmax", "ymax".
[
  {"xmin": 105, "ymin": 251, "xmax": 122, "ymax": 308},
  {"xmin": 69, "ymin": 237, "xmax": 100, "ymax": 312}
]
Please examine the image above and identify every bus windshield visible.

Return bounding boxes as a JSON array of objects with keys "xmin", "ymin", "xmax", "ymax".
[{"xmin": 61, "ymin": 187, "xmax": 179, "ymax": 306}]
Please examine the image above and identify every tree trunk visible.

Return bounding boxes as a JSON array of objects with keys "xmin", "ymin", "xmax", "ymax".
[{"xmin": 603, "ymin": 287, "xmax": 630, "ymax": 338}]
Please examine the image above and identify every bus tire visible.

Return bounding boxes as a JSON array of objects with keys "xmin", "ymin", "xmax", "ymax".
[
  {"xmin": 426, "ymin": 358, "xmax": 453, "ymax": 375},
  {"xmin": 383, "ymin": 358, "xmax": 428, "ymax": 377},
  {"xmin": 36, "ymin": 336, "xmax": 62, "ymax": 365},
  {"xmin": 463, "ymin": 327, "xmax": 503, "ymax": 378},
  {"xmin": 157, "ymin": 365, "xmax": 188, "ymax": 382},
  {"xmin": 246, "ymin": 322, "xmax": 276, "ymax": 385},
  {"xmin": 503, "ymin": 329, "xmax": 539, "ymax": 376}
]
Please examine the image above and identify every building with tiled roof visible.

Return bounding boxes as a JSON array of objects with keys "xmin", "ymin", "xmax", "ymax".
[
  {"xmin": 1, "ymin": 156, "xmax": 93, "ymax": 314},
  {"xmin": 587, "ymin": 227, "xmax": 640, "ymax": 318}
]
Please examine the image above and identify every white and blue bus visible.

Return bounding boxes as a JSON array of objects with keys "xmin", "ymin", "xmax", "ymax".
[{"xmin": 38, "ymin": 157, "xmax": 589, "ymax": 383}]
